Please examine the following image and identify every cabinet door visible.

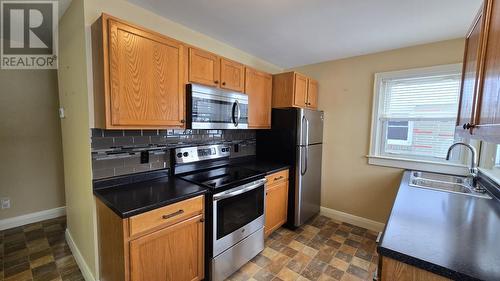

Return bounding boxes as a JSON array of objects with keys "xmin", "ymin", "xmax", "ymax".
[
  {"xmin": 307, "ymin": 79, "xmax": 318, "ymax": 109},
  {"xmin": 188, "ymin": 48, "xmax": 220, "ymax": 87},
  {"xmin": 475, "ymin": 0, "xmax": 500, "ymax": 138},
  {"xmin": 265, "ymin": 181, "xmax": 288, "ymax": 237},
  {"xmin": 456, "ymin": 8, "xmax": 485, "ymax": 135},
  {"xmin": 246, "ymin": 68, "xmax": 272, "ymax": 128},
  {"xmin": 293, "ymin": 73, "xmax": 308, "ymax": 108},
  {"xmin": 129, "ymin": 215, "xmax": 204, "ymax": 281},
  {"xmin": 220, "ymin": 58, "xmax": 245, "ymax": 92},
  {"xmin": 108, "ymin": 20, "xmax": 185, "ymax": 127}
]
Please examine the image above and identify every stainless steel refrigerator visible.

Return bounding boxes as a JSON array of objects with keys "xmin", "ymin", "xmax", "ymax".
[{"xmin": 256, "ymin": 108, "xmax": 324, "ymax": 227}]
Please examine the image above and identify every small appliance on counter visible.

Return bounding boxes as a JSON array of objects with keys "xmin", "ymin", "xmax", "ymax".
[
  {"xmin": 257, "ymin": 108, "xmax": 324, "ymax": 227},
  {"xmin": 186, "ymin": 83, "xmax": 249, "ymax": 129},
  {"xmin": 173, "ymin": 144, "xmax": 265, "ymax": 281}
]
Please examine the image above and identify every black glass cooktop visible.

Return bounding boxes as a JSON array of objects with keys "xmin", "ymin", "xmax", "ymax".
[{"xmin": 178, "ymin": 166, "xmax": 265, "ymax": 190}]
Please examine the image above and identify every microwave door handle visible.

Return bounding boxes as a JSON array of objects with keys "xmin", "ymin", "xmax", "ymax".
[
  {"xmin": 232, "ymin": 101, "xmax": 238, "ymax": 126},
  {"xmin": 236, "ymin": 100, "xmax": 241, "ymax": 125}
]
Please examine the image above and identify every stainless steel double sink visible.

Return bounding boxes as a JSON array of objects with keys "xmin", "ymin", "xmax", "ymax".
[{"xmin": 409, "ymin": 171, "xmax": 492, "ymax": 199}]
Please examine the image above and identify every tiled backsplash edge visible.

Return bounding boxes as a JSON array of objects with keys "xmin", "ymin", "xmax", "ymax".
[{"xmin": 91, "ymin": 129, "xmax": 256, "ymax": 180}]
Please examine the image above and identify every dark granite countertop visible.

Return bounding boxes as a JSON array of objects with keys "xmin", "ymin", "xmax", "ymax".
[
  {"xmin": 230, "ymin": 156, "xmax": 290, "ymax": 175},
  {"xmin": 378, "ymin": 170, "xmax": 500, "ymax": 281},
  {"xmin": 94, "ymin": 174, "xmax": 208, "ymax": 218}
]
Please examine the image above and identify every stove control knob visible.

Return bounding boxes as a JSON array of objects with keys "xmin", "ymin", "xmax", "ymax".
[
  {"xmin": 183, "ymin": 152, "xmax": 189, "ymax": 157},
  {"xmin": 176, "ymin": 153, "xmax": 182, "ymax": 158}
]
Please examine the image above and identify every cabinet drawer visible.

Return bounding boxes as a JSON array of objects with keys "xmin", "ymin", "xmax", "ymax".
[
  {"xmin": 129, "ymin": 195, "xmax": 204, "ymax": 237},
  {"xmin": 266, "ymin": 169, "xmax": 289, "ymax": 187}
]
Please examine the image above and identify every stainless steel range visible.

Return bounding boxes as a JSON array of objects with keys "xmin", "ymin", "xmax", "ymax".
[{"xmin": 174, "ymin": 144, "xmax": 265, "ymax": 281}]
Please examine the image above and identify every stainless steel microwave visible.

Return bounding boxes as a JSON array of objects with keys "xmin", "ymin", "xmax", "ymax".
[{"xmin": 186, "ymin": 84, "xmax": 249, "ymax": 129}]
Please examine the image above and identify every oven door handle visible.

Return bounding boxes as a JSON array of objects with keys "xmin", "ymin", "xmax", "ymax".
[{"xmin": 213, "ymin": 180, "xmax": 266, "ymax": 201}]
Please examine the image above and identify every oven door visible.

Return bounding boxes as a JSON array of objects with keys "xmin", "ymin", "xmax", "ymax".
[
  {"xmin": 212, "ymin": 179, "xmax": 265, "ymax": 257},
  {"xmin": 188, "ymin": 84, "xmax": 249, "ymax": 129}
]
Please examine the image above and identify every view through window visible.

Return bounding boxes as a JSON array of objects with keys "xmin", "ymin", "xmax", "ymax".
[{"xmin": 372, "ymin": 64, "xmax": 463, "ymax": 162}]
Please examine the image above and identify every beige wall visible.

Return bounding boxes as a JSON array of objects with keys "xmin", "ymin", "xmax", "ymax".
[
  {"xmin": 58, "ymin": 0, "xmax": 97, "ymax": 278},
  {"xmin": 0, "ymin": 70, "xmax": 65, "ymax": 220},
  {"xmin": 292, "ymin": 39, "xmax": 465, "ymax": 223}
]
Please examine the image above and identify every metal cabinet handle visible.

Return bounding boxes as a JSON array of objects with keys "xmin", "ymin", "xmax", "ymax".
[
  {"xmin": 274, "ymin": 176, "xmax": 284, "ymax": 181},
  {"xmin": 162, "ymin": 209, "xmax": 184, "ymax": 220},
  {"xmin": 214, "ymin": 80, "xmax": 219, "ymax": 84},
  {"xmin": 222, "ymin": 82, "xmax": 226, "ymax": 86},
  {"xmin": 463, "ymin": 123, "xmax": 475, "ymax": 130}
]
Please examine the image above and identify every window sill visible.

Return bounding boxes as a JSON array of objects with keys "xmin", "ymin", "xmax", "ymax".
[
  {"xmin": 478, "ymin": 168, "xmax": 500, "ymax": 186},
  {"xmin": 367, "ymin": 155, "xmax": 468, "ymax": 175}
]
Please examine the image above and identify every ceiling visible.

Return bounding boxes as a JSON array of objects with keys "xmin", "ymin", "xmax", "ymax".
[{"xmin": 127, "ymin": 0, "xmax": 482, "ymax": 68}]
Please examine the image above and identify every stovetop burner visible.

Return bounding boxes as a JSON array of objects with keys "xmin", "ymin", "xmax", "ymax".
[{"xmin": 178, "ymin": 165, "xmax": 265, "ymax": 190}]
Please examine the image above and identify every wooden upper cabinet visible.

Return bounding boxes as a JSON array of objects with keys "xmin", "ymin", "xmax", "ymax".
[
  {"xmin": 272, "ymin": 71, "xmax": 318, "ymax": 109},
  {"xmin": 456, "ymin": 6, "xmax": 485, "ymax": 135},
  {"xmin": 188, "ymin": 48, "xmax": 245, "ymax": 92},
  {"xmin": 188, "ymin": 47, "xmax": 220, "ymax": 87},
  {"xmin": 129, "ymin": 215, "xmax": 204, "ymax": 281},
  {"xmin": 245, "ymin": 67, "xmax": 272, "ymax": 128},
  {"xmin": 220, "ymin": 58, "xmax": 245, "ymax": 92},
  {"xmin": 307, "ymin": 79, "xmax": 318, "ymax": 109},
  {"xmin": 475, "ymin": 0, "xmax": 500, "ymax": 139},
  {"xmin": 456, "ymin": 0, "xmax": 500, "ymax": 141},
  {"xmin": 92, "ymin": 14, "xmax": 185, "ymax": 129},
  {"xmin": 293, "ymin": 73, "xmax": 308, "ymax": 107}
]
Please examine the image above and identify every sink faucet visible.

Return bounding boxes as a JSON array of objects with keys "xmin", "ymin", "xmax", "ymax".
[{"xmin": 446, "ymin": 142, "xmax": 485, "ymax": 193}]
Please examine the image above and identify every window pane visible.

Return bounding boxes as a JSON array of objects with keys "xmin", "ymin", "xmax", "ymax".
[
  {"xmin": 388, "ymin": 121, "xmax": 409, "ymax": 127},
  {"xmin": 387, "ymin": 126, "xmax": 409, "ymax": 141},
  {"xmin": 384, "ymin": 120, "xmax": 456, "ymax": 159}
]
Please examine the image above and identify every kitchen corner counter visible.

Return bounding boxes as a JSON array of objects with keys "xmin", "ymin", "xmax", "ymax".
[
  {"xmin": 93, "ymin": 173, "xmax": 208, "ymax": 218},
  {"xmin": 230, "ymin": 156, "xmax": 290, "ymax": 175},
  {"xmin": 378, "ymin": 170, "xmax": 500, "ymax": 281}
]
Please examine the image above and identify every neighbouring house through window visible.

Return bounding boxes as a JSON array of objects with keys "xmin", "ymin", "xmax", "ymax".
[{"xmin": 369, "ymin": 64, "xmax": 466, "ymax": 169}]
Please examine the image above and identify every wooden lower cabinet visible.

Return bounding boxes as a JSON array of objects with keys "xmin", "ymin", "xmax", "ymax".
[
  {"xmin": 264, "ymin": 170, "xmax": 289, "ymax": 237},
  {"xmin": 129, "ymin": 215, "xmax": 204, "ymax": 281},
  {"xmin": 96, "ymin": 195, "xmax": 205, "ymax": 281},
  {"xmin": 380, "ymin": 256, "xmax": 451, "ymax": 281}
]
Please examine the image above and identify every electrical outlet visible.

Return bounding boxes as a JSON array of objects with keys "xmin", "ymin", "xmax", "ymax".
[{"xmin": 1, "ymin": 198, "xmax": 11, "ymax": 209}]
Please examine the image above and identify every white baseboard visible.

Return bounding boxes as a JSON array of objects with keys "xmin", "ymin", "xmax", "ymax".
[
  {"xmin": 0, "ymin": 206, "xmax": 66, "ymax": 231},
  {"xmin": 65, "ymin": 229, "xmax": 98, "ymax": 281},
  {"xmin": 320, "ymin": 206, "xmax": 385, "ymax": 232}
]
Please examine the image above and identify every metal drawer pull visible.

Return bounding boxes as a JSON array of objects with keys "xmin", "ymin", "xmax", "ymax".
[
  {"xmin": 274, "ymin": 176, "xmax": 284, "ymax": 181},
  {"xmin": 162, "ymin": 209, "xmax": 184, "ymax": 220}
]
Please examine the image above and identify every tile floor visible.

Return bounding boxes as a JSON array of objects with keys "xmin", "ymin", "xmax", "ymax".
[
  {"xmin": 1, "ymin": 215, "xmax": 378, "ymax": 281},
  {"xmin": 0, "ymin": 216, "xmax": 84, "ymax": 281},
  {"xmin": 228, "ymin": 215, "xmax": 379, "ymax": 281}
]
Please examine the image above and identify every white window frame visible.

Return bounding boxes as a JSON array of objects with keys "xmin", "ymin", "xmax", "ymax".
[{"xmin": 367, "ymin": 63, "xmax": 468, "ymax": 175}]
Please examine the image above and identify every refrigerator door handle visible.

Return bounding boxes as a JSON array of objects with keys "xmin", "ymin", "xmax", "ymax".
[
  {"xmin": 300, "ymin": 146, "xmax": 305, "ymax": 175},
  {"xmin": 306, "ymin": 117, "xmax": 310, "ymax": 146}
]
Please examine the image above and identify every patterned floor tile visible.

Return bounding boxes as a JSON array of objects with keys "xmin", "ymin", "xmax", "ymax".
[
  {"xmin": 0, "ymin": 217, "xmax": 84, "ymax": 281},
  {"xmin": 228, "ymin": 215, "xmax": 378, "ymax": 281}
]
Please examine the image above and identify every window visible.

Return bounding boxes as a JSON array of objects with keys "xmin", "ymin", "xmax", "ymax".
[{"xmin": 370, "ymin": 64, "xmax": 463, "ymax": 167}]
